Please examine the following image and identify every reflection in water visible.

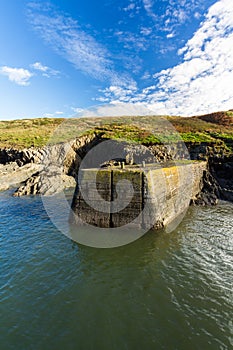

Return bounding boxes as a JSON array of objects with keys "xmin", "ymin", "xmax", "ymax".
[{"xmin": 0, "ymin": 190, "xmax": 232, "ymax": 350}]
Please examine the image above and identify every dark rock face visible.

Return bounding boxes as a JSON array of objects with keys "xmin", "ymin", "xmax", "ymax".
[
  {"xmin": 209, "ymin": 156, "xmax": 233, "ymax": 202},
  {"xmin": 0, "ymin": 134, "xmax": 101, "ymax": 196},
  {"xmin": 190, "ymin": 170, "xmax": 219, "ymax": 206},
  {"xmin": 0, "ymin": 163, "xmax": 42, "ymax": 192},
  {"xmin": 13, "ymin": 172, "xmax": 41, "ymax": 196},
  {"xmin": 188, "ymin": 145, "xmax": 233, "ymax": 205},
  {"xmin": 148, "ymin": 142, "xmax": 189, "ymax": 162},
  {"xmin": 0, "ymin": 147, "xmax": 46, "ymax": 166}
]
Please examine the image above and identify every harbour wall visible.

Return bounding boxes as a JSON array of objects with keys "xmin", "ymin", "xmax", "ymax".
[{"xmin": 70, "ymin": 161, "xmax": 207, "ymax": 230}]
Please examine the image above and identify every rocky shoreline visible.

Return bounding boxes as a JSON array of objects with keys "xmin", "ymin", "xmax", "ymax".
[{"xmin": 0, "ymin": 135, "xmax": 232, "ymax": 205}]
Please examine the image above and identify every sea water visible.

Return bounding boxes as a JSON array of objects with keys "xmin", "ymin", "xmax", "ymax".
[{"xmin": 0, "ymin": 189, "xmax": 232, "ymax": 350}]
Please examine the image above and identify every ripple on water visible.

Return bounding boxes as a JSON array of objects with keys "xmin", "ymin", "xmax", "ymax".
[{"xmin": 0, "ymin": 191, "xmax": 232, "ymax": 350}]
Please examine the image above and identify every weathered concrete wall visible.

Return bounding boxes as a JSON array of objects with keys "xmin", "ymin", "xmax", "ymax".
[
  {"xmin": 73, "ymin": 169, "xmax": 111, "ymax": 227},
  {"xmin": 144, "ymin": 162, "xmax": 207, "ymax": 229},
  {"xmin": 70, "ymin": 161, "xmax": 207, "ymax": 230}
]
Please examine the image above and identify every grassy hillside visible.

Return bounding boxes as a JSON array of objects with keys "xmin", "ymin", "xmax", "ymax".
[
  {"xmin": 0, "ymin": 111, "xmax": 232, "ymax": 150},
  {"xmin": 0, "ymin": 118, "xmax": 64, "ymax": 148},
  {"xmin": 168, "ymin": 111, "xmax": 233, "ymax": 147}
]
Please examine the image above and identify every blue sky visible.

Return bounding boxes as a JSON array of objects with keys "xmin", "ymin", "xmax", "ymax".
[{"xmin": 0, "ymin": 0, "xmax": 232, "ymax": 119}]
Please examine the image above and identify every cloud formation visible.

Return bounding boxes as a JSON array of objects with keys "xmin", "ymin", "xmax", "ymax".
[
  {"xmin": 148, "ymin": 0, "xmax": 233, "ymax": 115},
  {"xmin": 31, "ymin": 61, "xmax": 48, "ymax": 72},
  {"xmin": 73, "ymin": 102, "xmax": 155, "ymax": 118},
  {"xmin": 31, "ymin": 61, "xmax": 59, "ymax": 77},
  {"xmin": 0, "ymin": 61, "xmax": 59, "ymax": 86},
  {"xmin": 116, "ymin": 0, "xmax": 209, "ymax": 63},
  {"xmin": 43, "ymin": 111, "xmax": 64, "ymax": 118},
  {"xmin": 0, "ymin": 66, "xmax": 33, "ymax": 86},
  {"xmin": 140, "ymin": 0, "xmax": 205, "ymax": 35},
  {"xmin": 27, "ymin": 2, "xmax": 134, "ymax": 87},
  {"xmin": 100, "ymin": 0, "xmax": 233, "ymax": 115},
  {"xmin": 26, "ymin": 0, "xmax": 233, "ymax": 116}
]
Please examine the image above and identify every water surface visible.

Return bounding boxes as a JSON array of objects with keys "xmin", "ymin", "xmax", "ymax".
[{"xmin": 0, "ymin": 190, "xmax": 232, "ymax": 349}]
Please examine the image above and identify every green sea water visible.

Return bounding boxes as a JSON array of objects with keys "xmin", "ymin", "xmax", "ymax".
[{"xmin": 0, "ymin": 190, "xmax": 232, "ymax": 350}]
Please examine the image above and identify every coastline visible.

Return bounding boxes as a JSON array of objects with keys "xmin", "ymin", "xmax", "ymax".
[
  {"xmin": 0, "ymin": 137, "xmax": 232, "ymax": 204},
  {"xmin": 0, "ymin": 112, "xmax": 232, "ymax": 207}
]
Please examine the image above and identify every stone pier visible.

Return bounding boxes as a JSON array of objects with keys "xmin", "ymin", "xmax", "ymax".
[{"xmin": 70, "ymin": 161, "xmax": 207, "ymax": 230}]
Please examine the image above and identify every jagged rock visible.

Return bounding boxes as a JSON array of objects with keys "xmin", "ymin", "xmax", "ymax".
[
  {"xmin": 191, "ymin": 169, "xmax": 219, "ymax": 206},
  {"xmin": 0, "ymin": 142, "xmax": 79, "ymax": 195},
  {"xmin": 13, "ymin": 172, "xmax": 40, "ymax": 196},
  {"xmin": 0, "ymin": 163, "xmax": 42, "ymax": 192},
  {"xmin": 14, "ymin": 170, "xmax": 76, "ymax": 196},
  {"xmin": 63, "ymin": 146, "xmax": 82, "ymax": 177}
]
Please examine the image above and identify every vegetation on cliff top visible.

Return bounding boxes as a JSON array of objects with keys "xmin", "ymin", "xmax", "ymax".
[
  {"xmin": 0, "ymin": 111, "xmax": 232, "ymax": 150},
  {"xmin": 0, "ymin": 118, "xmax": 64, "ymax": 148}
]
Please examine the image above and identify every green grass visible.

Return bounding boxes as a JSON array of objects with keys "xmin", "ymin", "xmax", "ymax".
[
  {"xmin": 0, "ymin": 113, "xmax": 232, "ymax": 151},
  {"xmin": 0, "ymin": 118, "xmax": 64, "ymax": 148},
  {"xmin": 226, "ymin": 111, "xmax": 233, "ymax": 117}
]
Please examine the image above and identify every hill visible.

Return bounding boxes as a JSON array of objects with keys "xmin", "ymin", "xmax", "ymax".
[
  {"xmin": 0, "ymin": 118, "xmax": 64, "ymax": 148},
  {"xmin": 0, "ymin": 111, "xmax": 232, "ymax": 151},
  {"xmin": 193, "ymin": 110, "xmax": 233, "ymax": 126}
]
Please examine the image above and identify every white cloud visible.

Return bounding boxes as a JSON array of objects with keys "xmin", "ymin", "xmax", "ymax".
[
  {"xmin": 140, "ymin": 27, "xmax": 152, "ymax": 36},
  {"xmin": 142, "ymin": 85, "xmax": 156, "ymax": 94},
  {"xmin": 142, "ymin": 0, "xmax": 156, "ymax": 19},
  {"xmin": 74, "ymin": 102, "xmax": 155, "ymax": 118},
  {"xmin": 142, "ymin": 0, "xmax": 204, "ymax": 36},
  {"xmin": 71, "ymin": 107, "xmax": 85, "ymax": 115},
  {"xmin": 123, "ymin": 3, "xmax": 136, "ymax": 12},
  {"xmin": 31, "ymin": 61, "xmax": 59, "ymax": 77},
  {"xmin": 115, "ymin": 31, "xmax": 148, "ymax": 51},
  {"xmin": 27, "ymin": 3, "xmax": 112, "ymax": 80},
  {"xmin": 123, "ymin": 1, "xmax": 207, "ymax": 56},
  {"xmin": 166, "ymin": 32, "xmax": 175, "ymax": 39},
  {"xmin": 0, "ymin": 66, "xmax": 33, "ymax": 86},
  {"xmin": 194, "ymin": 12, "xmax": 201, "ymax": 19},
  {"xmin": 31, "ymin": 62, "xmax": 48, "ymax": 72},
  {"xmin": 148, "ymin": 0, "xmax": 233, "ymax": 115},
  {"xmin": 141, "ymin": 71, "xmax": 151, "ymax": 80},
  {"xmin": 99, "ymin": 0, "xmax": 233, "ymax": 116},
  {"xmin": 97, "ymin": 84, "xmax": 137, "ymax": 103},
  {"xmin": 43, "ymin": 111, "xmax": 64, "ymax": 118},
  {"xmin": 27, "ymin": 3, "xmax": 134, "ymax": 87}
]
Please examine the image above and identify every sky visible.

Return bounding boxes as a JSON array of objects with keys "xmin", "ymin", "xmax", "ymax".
[{"xmin": 0, "ymin": 0, "xmax": 233, "ymax": 119}]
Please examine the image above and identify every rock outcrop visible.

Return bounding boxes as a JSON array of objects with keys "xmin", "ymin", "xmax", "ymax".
[
  {"xmin": 13, "ymin": 168, "xmax": 76, "ymax": 196},
  {"xmin": 187, "ymin": 144, "xmax": 233, "ymax": 205},
  {"xmin": 0, "ymin": 162, "xmax": 42, "ymax": 192},
  {"xmin": 0, "ymin": 144, "xmax": 78, "ymax": 195},
  {"xmin": 0, "ymin": 134, "xmax": 101, "ymax": 196},
  {"xmin": 209, "ymin": 155, "xmax": 233, "ymax": 202}
]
